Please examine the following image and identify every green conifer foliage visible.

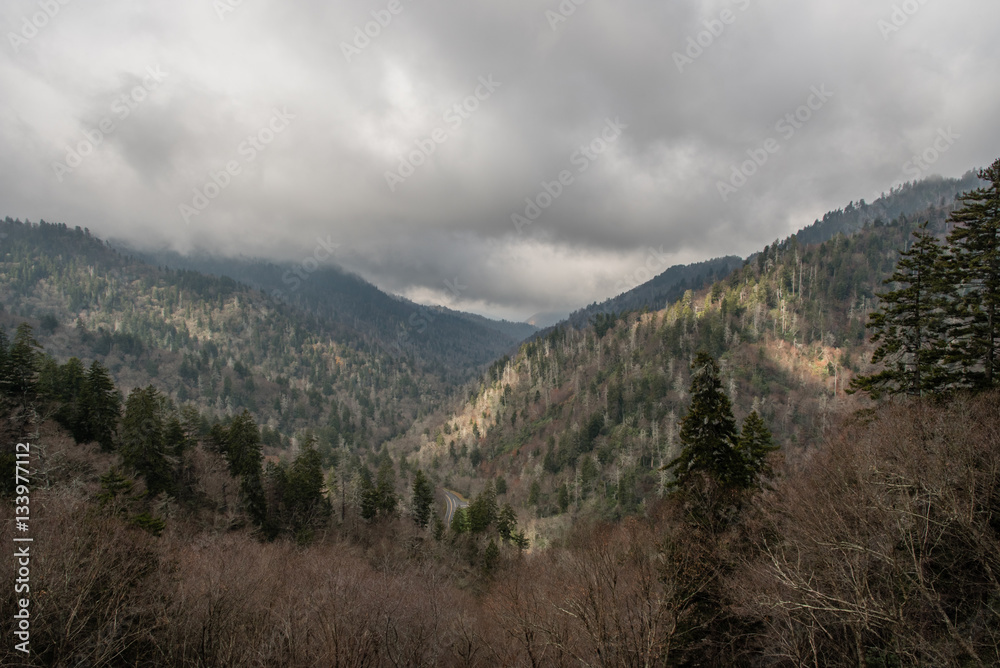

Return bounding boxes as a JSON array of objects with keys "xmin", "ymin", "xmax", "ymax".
[
  {"xmin": 219, "ymin": 410, "xmax": 267, "ymax": 525},
  {"xmin": 4, "ymin": 323, "xmax": 42, "ymax": 401},
  {"xmin": 667, "ymin": 353, "xmax": 743, "ymax": 489},
  {"xmin": 468, "ymin": 482, "xmax": 498, "ymax": 533},
  {"xmin": 79, "ymin": 361, "xmax": 121, "ymax": 451},
  {"xmin": 944, "ymin": 158, "xmax": 1000, "ymax": 388},
  {"xmin": 736, "ymin": 411, "xmax": 778, "ymax": 487},
  {"xmin": 496, "ymin": 503, "xmax": 518, "ymax": 541},
  {"xmin": 411, "ymin": 469, "xmax": 434, "ymax": 528},
  {"xmin": 850, "ymin": 223, "xmax": 951, "ymax": 398},
  {"xmin": 450, "ymin": 506, "xmax": 469, "ymax": 535},
  {"xmin": 287, "ymin": 442, "xmax": 326, "ymax": 520},
  {"xmin": 119, "ymin": 386, "xmax": 173, "ymax": 496}
]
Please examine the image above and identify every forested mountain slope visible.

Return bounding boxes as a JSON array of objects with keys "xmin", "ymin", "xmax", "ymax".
[
  {"xmin": 563, "ymin": 255, "xmax": 744, "ymax": 330},
  {"xmin": 0, "ymin": 218, "xmax": 451, "ymax": 455},
  {"xmin": 558, "ymin": 172, "xmax": 983, "ymax": 334},
  {"xmin": 389, "ymin": 185, "xmax": 975, "ymax": 535},
  {"xmin": 132, "ymin": 249, "xmax": 537, "ymax": 379}
]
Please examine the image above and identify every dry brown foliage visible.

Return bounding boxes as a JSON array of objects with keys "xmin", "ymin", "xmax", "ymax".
[
  {"xmin": 3, "ymin": 394, "xmax": 997, "ymax": 666},
  {"xmin": 733, "ymin": 392, "xmax": 1000, "ymax": 666}
]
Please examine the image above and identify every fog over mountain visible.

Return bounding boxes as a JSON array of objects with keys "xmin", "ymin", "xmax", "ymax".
[{"xmin": 2, "ymin": 0, "xmax": 999, "ymax": 319}]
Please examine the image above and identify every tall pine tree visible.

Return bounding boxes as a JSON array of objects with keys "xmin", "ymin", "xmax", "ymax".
[
  {"xmin": 944, "ymin": 158, "xmax": 1000, "ymax": 388},
  {"xmin": 77, "ymin": 361, "xmax": 121, "ymax": 450},
  {"xmin": 468, "ymin": 482, "xmax": 498, "ymax": 533},
  {"xmin": 735, "ymin": 410, "xmax": 778, "ymax": 488},
  {"xmin": 4, "ymin": 323, "xmax": 42, "ymax": 402},
  {"xmin": 223, "ymin": 410, "xmax": 267, "ymax": 526},
  {"xmin": 666, "ymin": 353, "xmax": 744, "ymax": 489},
  {"xmin": 119, "ymin": 386, "xmax": 173, "ymax": 496},
  {"xmin": 411, "ymin": 469, "xmax": 434, "ymax": 528},
  {"xmin": 286, "ymin": 440, "xmax": 327, "ymax": 525},
  {"xmin": 850, "ymin": 223, "xmax": 952, "ymax": 398},
  {"xmin": 667, "ymin": 353, "xmax": 776, "ymax": 494}
]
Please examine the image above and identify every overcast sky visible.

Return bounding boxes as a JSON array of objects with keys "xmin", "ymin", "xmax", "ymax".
[{"xmin": 2, "ymin": 0, "xmax": 999, "ymax": 321}]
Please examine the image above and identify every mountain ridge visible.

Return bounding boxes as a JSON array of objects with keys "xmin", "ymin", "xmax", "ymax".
[{"xmin": 122, "ymin": 246, "xmax": 538, "ymax": 381}]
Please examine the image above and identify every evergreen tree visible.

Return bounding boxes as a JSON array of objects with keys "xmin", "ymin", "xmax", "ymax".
[
  {"xmin": 512, "ymin": 529, "xmax": 529, "ymax": 551},
  {"xmin": 4, "ymin": 323, "xmax": 42, "ymax": 402},
  {"xmin": 411, "ymin": 468, "xmax": 434, "ymax": 528},
  {"xmin": 944, "ymin": 158, "xmax": 1000, "ymax": 388},
  {"xmin": 450, "ymin": 506, "xmax": 469, "ymax": 534},
  {"xmin": 557, "ymin": 482, "xmax": 570, "ymax": 513},
  {"xmin": 850, "ymin": 223, "xmax": 951, "ymax": 398},
  {"xmin": 78, "ymin": 361, "xmax": 121, "ymax": 451},
  {"xmin": 359, "ymin": 459, "xmax": 398, "ymax": 522},
  {"xmin": 735, "ymin": 411, "xmax": 778, "ymax": 488},
  {"xmin": 36, "ymin": 356, "xmax": 62, "ymax": 404},
  {"xmin": 52, "ymin": 357, "xmax": 86, "ymax": 432},
  {"xmin": 263, "ymin": 460, "xmax": 289, "ymax": 536},
  {"xmin": 468, "ymin": 482, "xmax": 498, "ymax": 533},
  {"xmin": 179, "ymin": 405, "xmax": 206, "ymax": 443},
  {"xmin": 221, "ymin": 410, "xmax": 267, "ymax": 526},
  {"xmin": 163, "ymin": 415, "xmax": 188, "ymax": 458},
  {"xmin": 286, "ymin": 440, "xmax": 327, "ymax": 526},
  {"xmin": 496, "ymin": 503, "xmax": 517, "ymax": 542},
  {"xmin": 483, "ymin": 538, "xmax": 500, "ymax": 575},
  {"xmin": 527, "ymin": 479, "xmax": 541, "ymax": 506},
  {"xmin": 358, "ymin": 469, "xmax": 378, "ymax": 521},
  {"xmin": 119, "ymin": 386, "xmax": 173, "ymax": 496},
  {"xmin": 666, "ymin": 352, "xmax": 745, "ymax": 489},
  {"xmin": 96, "ymin": 467, "xmax": 135, "ymax": 509},
  {"xmin": 432, "ymin": 510, "xmax": 446, "ymax": 541},
  {"xmin": 225, "ymin": 410, "xmax": 263, "ymax": 478}
]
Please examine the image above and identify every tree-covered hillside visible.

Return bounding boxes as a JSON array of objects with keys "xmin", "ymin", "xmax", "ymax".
[
  {"xmin": 133, "ymin": 249, "xmax": 536, "ymax": 381},
  {"xmin": 389, "ymin": 181, "xmax": 978, "ymax": 533},
  {"xmin": 552, "ymin": 171, "xmax": 982, "ymax": 336},
  {"xmin": 0, "ymin": 218, "xmax": 451, "ymax": 457}
]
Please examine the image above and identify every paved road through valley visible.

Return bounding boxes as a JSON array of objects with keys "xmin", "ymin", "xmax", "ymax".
[{"xmin": 443, "ymin": 489, "xmax": 468, "ymax": 526}]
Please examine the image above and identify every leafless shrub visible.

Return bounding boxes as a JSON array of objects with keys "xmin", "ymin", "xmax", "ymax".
[
  {"xmin": 734, "ymin": 392, "xmax": 1000, "ymax": 666},
  {"xmin": 0, "ymin": 488, "xmax": 165, "ymax": 666}
]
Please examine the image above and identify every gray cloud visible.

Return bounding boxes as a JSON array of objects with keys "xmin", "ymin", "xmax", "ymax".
[{"xmin": 2, "ymin": 0, "xmax": 998, "ymax": 320}]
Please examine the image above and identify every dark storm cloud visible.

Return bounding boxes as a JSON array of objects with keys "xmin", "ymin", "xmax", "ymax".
[{"xmin": 2, "ymin": 0, "xmax": 999, "ymax": 320}]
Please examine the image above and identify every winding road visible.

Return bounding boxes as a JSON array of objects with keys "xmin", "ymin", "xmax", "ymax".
[{"xmin": 442, "ymin": 489, "xmax": 469, "ymax": 526}]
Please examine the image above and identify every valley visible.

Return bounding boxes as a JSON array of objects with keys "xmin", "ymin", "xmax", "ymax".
[{"xmin": 1, "ymin": 168, "xmax": 998, "ymax": 665}]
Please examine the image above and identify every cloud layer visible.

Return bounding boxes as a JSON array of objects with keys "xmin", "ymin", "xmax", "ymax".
[{"xmin": 3, "ymin": 0, "xmax": 999, "ymax": 320}]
